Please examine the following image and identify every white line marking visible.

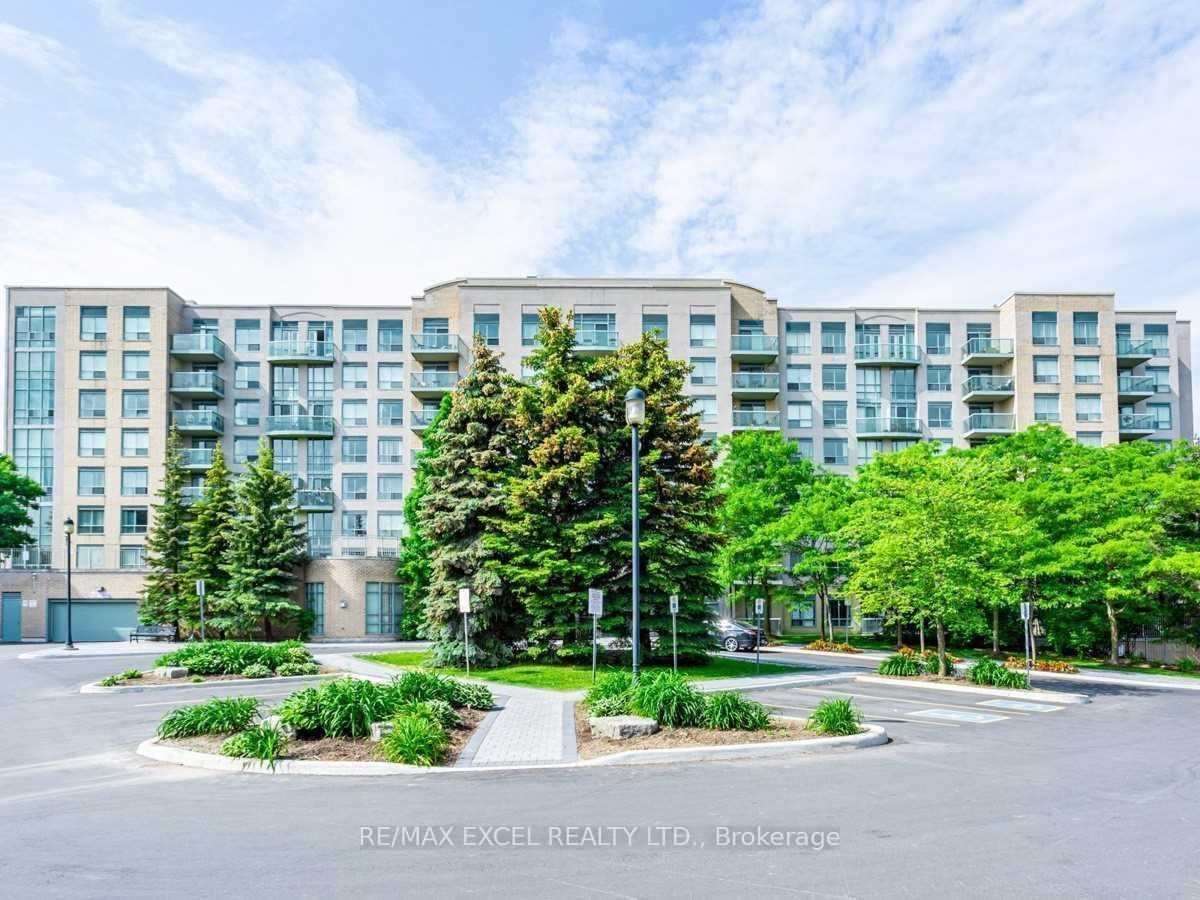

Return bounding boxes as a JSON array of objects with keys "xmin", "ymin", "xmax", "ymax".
[
  {"xmin": 765, "ymin": 701, "xmax": 960, "ymax": 727},
  {"xmin": 910, "ymin": 708, "xmax": 1009, "ymax": 724},
  {"xmin": 772, "ymin": 686, "xmax": 1034, "ymax": 715},
  {"xmin": 977, "ymin": 698, "xmax": 1063, "ymax": 712}
]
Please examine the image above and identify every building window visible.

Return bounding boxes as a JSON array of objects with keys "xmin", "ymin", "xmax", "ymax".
[
  {"xmin": 1075, "ymin": 395, "xmax": 1102, "ymax": 423},
  {"xmin": 820, "ymin": 322, "xmax": 846, "ymax": 355},
  {"xmin": 121, "ymin": 467, "xmax": 149, "ymax": 497},
  {"xmin": 235, "ymin": 363, "xmax": 260, "ymax": 390},
  {"xmin": 234, "ymin": 319, "xmax": 261, "ymax": 352},
  {"xmin": 858, "ymin": 439, "xmax": 882, "ymax": 465},
  {"xmin": 272, "ymin": 440, "xmax": 298, "ymax": 475},
  {"xmin": 342, "ymin": 474, "xmax": 368, "ymax": 501},
  {"xmin": 785, "ymin": 365, "xmax": 812, "ymax": 391},
  {"xmin": 927, "ymin": 402, "xmax": 952, "ymax": 429},
  {"xmin": 77, "ymin": 545, "xmax": 104, "ymax": 569},
  {"xmin": 12, "ymin": 429, "xmax": 53, "ymax": 496},
  {"xmin": 78, "ymin": 429, "xmax": 106, "ymax": 458},
  {"xmin": 1144, "ymin": 324, "xmax": 1169, "ymax": 356},
  {"xmin": 378, "ymin": 400, "xmax": 405, "ymax": 427},
  {"xmin": 79, "ymin": 351, "xmax": 106, "ymax": 380},
  {"xmin": 785, "ymin": 321, "xmax": 811, "ymax": 355},
  {"xmin": 79, "ymin": 390, "xmax": 106, "ymax": 419},
  {"xmin": 792, "ymin": 437, "xmax": 814, "ymax": 460},
  {"xmin": 474, "ymin": 313, "xmax": 500, "ymax": 346},
  {"xmin": 1146, "ymin": 366, "xmax": 1170, "ymax": 393},
  {"xmin": 692, "ymin": 396, "xmax": 717, "ymax": 425},
  {"xmin": 575, "ymin": 312, "xmax": 616, "ymax": 348},
  {"xmin": 1033, "ymin": 356, "xmax": 1059, "ymax": 384},
  {"xmin": 925, "ymin": 323, "xmax": 951, "ymax": 356},
  {"xmin": 1148, "ymin": 403, "xmax": 1172, "ymax": 429},
  {"xmin": 377, "ymin": 474, "xmax": 404, "ymax": 501},
  {"xmin": 14, "ymin": 351, "xmax": 56, "ymax": 424},
  {"xmin": 341, "ymin": 320, "xmax": 367, "ymax": 353},
  {"xmin": 123, "ymin": 306, "xmax": 151, "ymax": 341},
  {"xmin": 689, "ymin": 314, "xmax": 716, "ymax": 348},
  {"xmin": 1032, "ymin": 311, "xmax": 1058, "ymax": 346},
  {"xmin": 271, "ymin": 365, "xmax": 299, "ymax": 403},
  {"xmin": 121, "ymin": 390, "xmax": 149, "ymax": 419},
  {"xmin": 121, "ymin": 429, "xmax": 149, "ymax": 457},
  {"xmin": 1076, "ymin": 432, "xmax": 1102, "ymax": 448},
  {"xmin": 342, "ymin": 510, "xmax": 368, "ymax": 537},
  {"xmin": 120, "ymin": 545, "xmax": 146, "ymax": 569},
  {"xmin": 823, "ymin": 401, "xmax": 848, "ymax": 428},
  {"xmin": 690, "ymin": 358, "xmax": 717, "ymax": 386},
  {"xmin": 122, "ymin": 351, "xmax": 150, "ymax": 380},
  {"xmin": 378, "ymin": 320, "xmax": 405, "ymax": 352},
  {"xmin": 822, "ymin": 365, "xmax": 847, "ymax": 391},
  {"xmin": 365, "ymin": 582, "xmax": 402, "ymax": 635},
  {"xmin": 1074, "ymin": 356, "xmax": 1101, "ymax": 385},
  {"xmin": 921, "ymin": 365, "xmax": 949, "ymax": 393},
  {"xmin": 520, "ymin": 312, "xmax": 541, "ymax": 346},
  {"xmin": 1072, "ymin": 312, "xmax": 1099, "ymax": 347},
  {"xmin": 856, "ymin": 368, "xmax": 882, "ymax": 402},
  {"xmin": 1034, "ymin": 394, "xmax": 1061, "ymax": 423},
  {"xmin": 378, "ymin": 363, "xmax": 404, "ymax": 390},
  {"xmin": 342, "ymin": 436, "xmax": 367, "ymax": 463},
  {"xmin": 642, "ymin": 313, "xmax": 668, "ymax": 340},
  {"xmin": 78, "ymin": 468, "xmax": 105, "ymax": 497},
  {"xmin": 120, "ymin": 507, "xmax": 148, "ymax": 535},
  {"xmin": 378, "ymin": 438, "xmax": 404, "ymax": 464},
  {"xmin": 16, "ymin": 305, "xmax": 56, "ymax": 348},
  {"xmin": 234, "ymin": 400, "xmax": 259, "ymax": 427},
  {"xmin": 80, "ymin": 307, "xmax": 107, "ymax": 341},
  {"xmin": 340, "ymin": 363, "xmax": 367, "ymax": 389},
  {"xmin": 787, "ymin": 401, "xmax": 813, "ymax": 429},
  {"xmin": 233, "ymin": 437, "xmax": 259, "ymax": 464},
  {"xmin": 305, "ymin": 583, "xmax": 325, "ymax": 635},
  {"xmin": 342, "ymin": 400, "xmax": 368, "ymax": 427},
  {"xmin": 378, "ymin": 512, "xmax": 404, "ymax": 539},
  {"xmin": 790, "ymin": 600, "xmax": 816, "ymax": 627},
  {"xmin": 823, "ymin": 438, "xmax": 848, "ymax": 466},
  {"xmin": 77, "ymin": 507, "xmax": 105, "ymax": 535}
]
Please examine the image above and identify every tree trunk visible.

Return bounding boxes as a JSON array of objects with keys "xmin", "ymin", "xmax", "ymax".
[
  {"xmin": 895, "ymin": 618, "xmax": 903, "ymax": 649},
  {"xmin": 992, "ymin": 607, "xmax": 1000, "ymax": 657},
  {"xmin": 263, "ymin": 616, "xmax": 274, "ymax": 641},
  {"xmin": 918, "ymin": 618, "xmax": 925, "ymax": 653},
  {"xmin": 1105, "ymin": 600, "xmax": 1120, "ymax": 665},
  {"xmin": 818, "ymin": 591, "xmax": 827, "ymax": 640},
  {"xmin": 936, "ymin": 618, "xmax": 947, "ymax": 676}
]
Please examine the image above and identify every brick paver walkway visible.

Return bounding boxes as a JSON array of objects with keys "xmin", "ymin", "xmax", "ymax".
[{"xmin": 469, "ymin": 696, "xmax": 574, "ymax": 766}]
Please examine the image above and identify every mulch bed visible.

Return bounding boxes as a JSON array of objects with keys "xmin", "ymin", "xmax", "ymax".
[
  {"xmin": 114, "ymin": 666, "xmax": 338, "ymax": 686},
  {"xmin": 164, "ymin": 707, "xmax": 488, "ymax": 765},
  {"xmin": 573, "ymin": 704, "xmax": 836, "ymax": 761}
]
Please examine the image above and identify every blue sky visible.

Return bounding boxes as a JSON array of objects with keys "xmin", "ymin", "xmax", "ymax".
[{"xmin": 1, "ymin": 0, "xmax": 1199, "ymax": 363}]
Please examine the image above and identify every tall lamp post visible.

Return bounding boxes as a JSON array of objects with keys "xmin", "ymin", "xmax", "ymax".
[
  {"xmin": 63, "ymin": 517, "xmax": 76, "ymax": 651},
  {"xmin": 625, "ymin": 388, "xmax": 646, "ymax": 680}
]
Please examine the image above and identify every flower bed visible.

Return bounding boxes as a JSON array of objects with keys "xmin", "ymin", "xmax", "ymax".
[
  {"xmin": 1004, "ymin": 656, "xmax": 1080, "ymax": 674},
  {"xmin": 98, "ymin": 640, "xmax": 327, "ymax": 686},
  {"xmin": 803, "ymin": 639, "xmax": 861, "ymax": 654}
]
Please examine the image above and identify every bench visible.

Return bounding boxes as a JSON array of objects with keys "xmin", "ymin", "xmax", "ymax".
[{"xmin": 129, "ymin": 624, "xmax": 177, "ymax": 643}]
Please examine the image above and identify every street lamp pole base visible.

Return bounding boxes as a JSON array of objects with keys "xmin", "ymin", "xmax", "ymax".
[{"xmin": 63, "ymin": 643, "xmax": 77, "ymax": 651}]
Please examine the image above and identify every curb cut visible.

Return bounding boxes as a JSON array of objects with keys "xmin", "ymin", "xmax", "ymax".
[
  {"xmin": 81, "ymin": 673, "xmax": 342, "ymax": 694},
  {"xmin": 852, "ymin": 674, "xmax": 1091, "ymax": 704},
  {"xmin": 136, "ymin": 724, "xmax": 889, "ymax": 776}
]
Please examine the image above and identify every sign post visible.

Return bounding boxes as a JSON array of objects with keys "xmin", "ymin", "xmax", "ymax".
[
  {"xmin": 458, "ymin": 588, "xmax": 472, "ymax": 677},
  {"xmin": 669, "ymin": 595, "xmax": 680, "ymax": 673},
  {"xmin": 588, "ymin": 589, "xmax": 603, "ymax": 683},
  {"xmin": 754, "ymin": 597, "xmax": 765, "ymax": 675},
  {"xmin": 195, "ymin": 580, "xmax": 206, "ymax": 642},
  {"xmin": 1020, "ymin": 601, "xmax": 1032, "ymax": 672}
]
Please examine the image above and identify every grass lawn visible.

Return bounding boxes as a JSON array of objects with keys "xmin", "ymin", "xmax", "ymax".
[{"xmin": 358, "ymin": 651, "xmax": 809, "ymax": 692}]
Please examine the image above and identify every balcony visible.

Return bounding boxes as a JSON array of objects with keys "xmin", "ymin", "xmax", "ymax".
[
  {"xmin": 267, "ymin": 340, "xmax": 335, "ymax": 364},
  {"xmin": 180, "ymin": 486, "xmax": 204, "ymax": 506},
  {"xmin": 411, "ymin": 408, "xmax": 438, "ymax": 432},
  {"xmin": 411, "ymin": 332, "xmax": 461, "ymax": 361},
  {"xmin": 731, "ymin": 409, "xmax": 781, "ymax": 430},
  {"xmin": 0, "ymin": 546, "xmax": 53, "ymax": 570},
  {"xmin": 170, "ymin": 332, "xmax": 227, "ymax": 362},
  {"xmin": 296, "ymin": 489, "xmax": 334, "ymax": 511},
  {"xmin": 731, "ymin": 372, "xmax": 781, "ymax": 398},
  {"xmin": 1117, "ymin": 375, "xmax": 1156, "ymax": 405},
  {"xmin": 574, "ymin": 331, "xmax": 619, "ymax": 356},
  {"xmin": 730, "ymin": 334, "xmax": 779, "ymax": 362},
  {"xmin": 961, "ymin": 338, "xmax": 1015, "ymax": 366},
  {"xmin": 265, "ymin": 415, "xmax": 335, "ymax": 439},
  {"xmin": 180, "ymin": 448, "xmax": 214, "ymax": 471},
  {"xmin": 169, "ymin": 371, "xmax": 225, "ymax": 399},
  {"xmin": 1116, "ymin": 338, "xmax": 1155, "ymax": 367},
  {"xmin": 854, "ymin": 343, "xmax": 921, "ymax": 367},
  {"xmin": 856, "ymin": 417, "xmax": 923, "ymax": 439},
  {"xmin": 963, "ymin": 375, "xmax": 1015, "ymax": 403},
  {"xmin": 172, "ymin": 409, "xmax": 224, "ymax": 436},
  {"xmin": 1119, "ymin": 413, "xmax": 1157, "ymax": 439},
  {"xmin": 964, "ymin": 412, "xmax": 1015, "ymax": 439},
  {"xmin": 307, "ymin": 535, "xmax": 399, "ymax": 560},
  {"xmin": 410, "ymin": 371, "xmax": 460, "ymax": 398}
]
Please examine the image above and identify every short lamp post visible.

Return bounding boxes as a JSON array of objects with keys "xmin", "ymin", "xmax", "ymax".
[
  {"xmin": 63, "ymin": 517, "xmax": 76, "ymax": 651},
  {"xmin": 625, "ymin": 387, "xmax": 646, "ymax": 679}
]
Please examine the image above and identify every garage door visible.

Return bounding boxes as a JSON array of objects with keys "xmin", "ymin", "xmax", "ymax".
[{"xmin": 48, "ymin": 601, "xmax": 139, "ymax": 642}]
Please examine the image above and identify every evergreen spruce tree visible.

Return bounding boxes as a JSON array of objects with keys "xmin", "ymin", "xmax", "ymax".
[
  {"xmin": 140, "ymin": 426, "xmax": 190, "ymax": 630},
  {"xmin": 182, "ymin": 442, "xmax": 236, "ymax": 635},
  {"xmin": 421, "ymin": 338, "xmax": 528, "ymax": 666},
  {"xmin": 216, "ymin": 438, "xmax": 306, "ymax": 639},
  {"xmin": 396, "ymin": 394, "xmax": 450, "ymax": 639}
]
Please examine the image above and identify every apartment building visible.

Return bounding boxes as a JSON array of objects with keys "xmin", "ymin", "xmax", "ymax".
[{"xmin": 0, "ymin": 280, "xmax": 1192, "ymax": 642}]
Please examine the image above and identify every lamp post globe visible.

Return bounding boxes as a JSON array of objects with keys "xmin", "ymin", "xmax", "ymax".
[{"xmin": 624, "ymin": 388, "xmax": 645, "ymax": 678}]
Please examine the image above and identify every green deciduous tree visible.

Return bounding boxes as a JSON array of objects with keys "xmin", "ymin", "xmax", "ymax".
[
  {"xmin": 183, "ymin": 442, "xmax": 236, "ymax": 635},
  {"xmin": 140, "ymin": 426, "xmax": 190, "ymax": 630},
  {"xmin": 0, "ymin": 452, "xmax": 45, "ymax": 547}
]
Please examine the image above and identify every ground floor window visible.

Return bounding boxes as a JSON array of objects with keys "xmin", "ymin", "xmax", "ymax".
[
  {"xmin": 306, "ymin": 582, "xmax": 325, "ymax": 636},
  {"xmin": 790, "ymin": 600, "xmax": 815, "ymax": 627},
  {"xmin": 365, "ymin": 582, "xmax": 401, "ymax": 635},
  {"xmin": 829, "ymin": 599, "xmax": 852, "ymax": 628}
]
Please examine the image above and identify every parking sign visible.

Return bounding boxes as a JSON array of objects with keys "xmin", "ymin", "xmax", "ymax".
[
  {"xmin": 669, "ymin": 594, "xmax": 679, "ymax": 615},
  {"xmin": 458, "ymin": 588, "xmax": 471, "ymax": 614},
  {"xmin": 587, "ymin": 588, "xmax": 603, "ymax": 616},
  {"xmin": 755, "ymin": 597, "xmax": 765, "ymax": 616}
]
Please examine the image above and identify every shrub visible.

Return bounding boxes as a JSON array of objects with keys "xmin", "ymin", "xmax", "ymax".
[
  {"xmin": 121, "ymin": 668, "xmax": 143, "ymax": 680},
  {"xmin": 969, "ymin": 659, "xmax": 1030, "ymax": 689},
  {"xmin": 99, "ymin": 674, "xmax": 123, "ymax": 687},
  {"xmin": 284, "ymin": 645, "xmax": 314, "ymax": 665},
  {"xmin": 1175, "ymin": 657, "xmax": 1197, "ymax": 674},
  {"xmin": 317, "ymin": 678, "xmax": 393, "ymax": 739},
  {"xmin": 587, "ymin": 694, "xmax": 633, "ymax": 718},
  {"xmin": 805, "ymin": 639, "xmax": 861, "ymax": 654},
  {"xmin": 157, "ymin": 697, "xmax": 260, "ymax": 738},
  {"xmin": 878, "ymin": 653, "xmax": 922, "ymax": 677},
  {"xmin": 1005, "ymin": 656, "xmax": 1078, "ymax": 674},
  {"xmin": 241, "ymin": 663, "xmax": 272, "ymax": 679},
  {"xmin": 190, "ymin": 675, "xmax": 204, "ymax": 683},
  {"xmin": 276, "ymin": 687, "xmax": 323, "ymax": 737},
  {"xmin": 379, "ymin": 714, "xmax": 449, "ymax": 766},
  {"xmin": 450, "ymin": 681, "xmax": 494, "ymax": 710},
  {"xmin": 389, "ymin": 670, "xmax": 456, "ymax": 704},
  {"xmin": 275, "ymin": 662, "xmax": 321, "ymax": 677},
  {"xmin": 631, "ymin": 672, "xmax": 705, "ymax": 727},
  {"xmin": 220, "ymin": 724, "xmax": 286, "ymax": 768},
  {"xmin": 704, "ymin": 692, "xmax": 771, "ymax": 731},
  {"xmin": 393, "ymin": 699, "xmax": 459, "ymax": 731},
  {"xmin": 585, "ymin": 671, "xmax": 634, "ymax": 708},
  {"xmin": 807, "ymin": 698, "xmax": 860, "ymax": 736},
  {"xmin": 155, "ymin": 640, "xmax": 313, "ymax": 675}
]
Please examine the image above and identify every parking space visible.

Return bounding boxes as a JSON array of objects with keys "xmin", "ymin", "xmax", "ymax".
[{"xmin": 742, "ymin": 677, "xmax": 1077, "ymax": 740}]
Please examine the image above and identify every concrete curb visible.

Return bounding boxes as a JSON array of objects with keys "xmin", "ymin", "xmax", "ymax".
[
  {"xmin": 853, "ymin": 674, "xmax": 1091, "ymax": 704},
  {"xmin": 136, "ymin": 723, "xmax": 889, "ymax": 776},
  {"xmin": 694, "ymin": 672, "xmax": 857, "ymax": 693},
  {"xmin": 81, "ymin": 673, "xmax": 342, "ymax": 694}
]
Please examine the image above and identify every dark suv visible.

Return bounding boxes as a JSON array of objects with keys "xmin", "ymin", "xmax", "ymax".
[{"xmin": 712, "ymin": 619, "xmax": 762, "ymax": 652}]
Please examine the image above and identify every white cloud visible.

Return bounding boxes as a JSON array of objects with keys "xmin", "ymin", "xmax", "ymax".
[{"xmin": 0, "ymin": 22, "xmax": 79, "ymax": 81}]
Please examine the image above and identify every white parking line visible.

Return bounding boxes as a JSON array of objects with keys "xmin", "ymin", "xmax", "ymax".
[
  {"xmin": 765, "ymin": 701, "xmax": 961, "ymax": 728},
  {"xmin": 977, "ymin": 698, "xmax": 1063, "ymax": 713},
  {"xmin": 910, "ymin": 708, "xmax": 1009, "ymax": 724},
  {"xmin": 767, "ymin": 686, "xmax": 1035, "ymax": 716}
]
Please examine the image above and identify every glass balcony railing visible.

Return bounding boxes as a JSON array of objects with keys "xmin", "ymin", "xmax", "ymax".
[
  {"xmin": 0, "ymin": 546, "xmax": 53, "ymax": 569},
  {"xmin": 962, "ymin": 337, "xmax": 1015, "ymax": 358},
  {"xmin": 1119, "ymin": 413, "xmax": 1157, "ymax": 431},
  {"xmin": 411, "ymin": 332, "xmax": 459, "ymax": 353},
  {"xmin": 267, "ymin": 340, "xmax": 335, "ymax": 362},
  {"xmin": 856, "ymin": 417, "xmax": 922, "ymax": 435},
  {"xmin": 410, "ymin": 372, "xmax": 461, "ymax": 391},
  {"xmin": 854, "ymin": 343, "xmax": 921, "ymax": 364},
  {"xmin": 730, "ymin": 334, "xmax": 779, "ymax": 355},
  {"xmin": 731, "ymin": 409, "xmax": 781, "ymax": 429},
  {"xmin": 965, "ymin": 412, "xmax": 1015, "ymax": 432},
  {"xmin": 575, "ymin": 330, "xmax": 619, "ymax": 351},
  {"xmin": 963, "ymin": 375, "xmax": 1015, "ymax": 395},
  {"xmin": 172, "ymin": 410, "xmax": 224, "ymax": 434},
  {"xmin": 170, "ymin": 332, "xmax": 227, "ymax": 360},
  {"xmin": 730, "ymin": 372, "xmax": 781, "ymax": 391},
  {"xmin": 1118, "ymin": 375, "xmax": 1155, "ymax": 394},
  {"xmin": 180, "ymin": 448, "xmax": 214, "ymax": 468},
  {"xmin": 1116, "ymin": 338, "xmax": 1155, "ymax": 358},
  {"xmin": 170, "ymin": 371, "xmax": 225, "ymax": 395},
  {"xmin": 180, "ymin": 486, "xmax": 204, "ymax": 505},
  {"xmin": 265, "ymin": 415, "xmax": 335, "ymax": 437},
  {"xmin": 296, "ymin": 489, "xmax": 334, "ymax": 510},
  {"xmin": 411, "ymin": 409, "xmax": 438, "ymax": 429}
]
